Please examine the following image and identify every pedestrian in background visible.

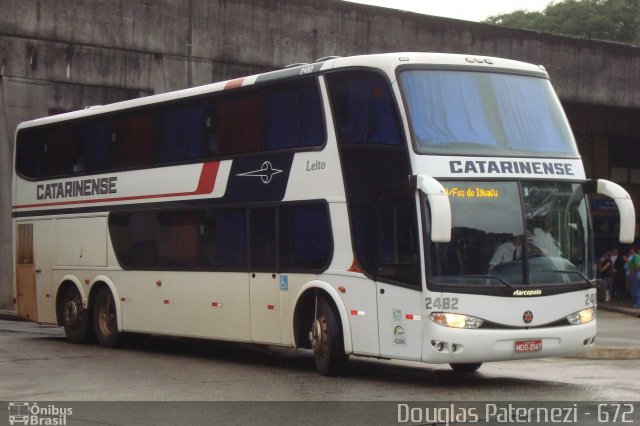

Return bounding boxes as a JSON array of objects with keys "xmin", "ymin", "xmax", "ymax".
[
  {"xmin": 598, "ymin": 251, "xmax": 613, "ymax": 302},
  {"xmin": 626, "ymin": 247, "xmax": 640, "ymax": 309},
  {"xmin": 612, "ymin": 248, "xmax": 627, "ymax": 299}
]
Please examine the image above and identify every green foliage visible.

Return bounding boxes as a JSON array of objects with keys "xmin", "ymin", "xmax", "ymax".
[{"xmin": 484, "ymin": 0, "xmax": 640, "ymax": 44}]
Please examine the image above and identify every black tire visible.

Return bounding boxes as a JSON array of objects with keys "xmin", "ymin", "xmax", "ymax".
[
  {"xmin": 93, "ymin": 288, "xmax": 120, "ymax": 348},
  {"xmin": 450, "ymin": 362, "xmax": 482, "ymax": 373},
  {"xmin": 61, "ymin": 285, "xmax": 92, "ymax": 343},
  {"xmin": 310, "ymin": 297, "xmax": 349, "ymax": 376}
]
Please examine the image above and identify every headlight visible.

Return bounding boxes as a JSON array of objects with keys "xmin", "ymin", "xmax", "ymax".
[
  {"xmin": 429, "ymin": 312, "xmax": 484, "ymax": 329},
  {"xmin": 566, "ymin": 308, "xmax": 596, "ymax": 325}
]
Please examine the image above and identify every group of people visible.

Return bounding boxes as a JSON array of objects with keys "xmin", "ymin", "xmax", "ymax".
[{"xmin": 598, "ymin": 247, "xmax": 640, "ymax": 308}]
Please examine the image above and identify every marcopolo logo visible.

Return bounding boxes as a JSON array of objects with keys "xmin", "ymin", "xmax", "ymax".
[
  {"xmin": 237, "ymin": 161, "xmax": 283, "ymax": 184},
  {"xmin": 7, "ymin": 402, "xmax": 72, "ymax": 425}
]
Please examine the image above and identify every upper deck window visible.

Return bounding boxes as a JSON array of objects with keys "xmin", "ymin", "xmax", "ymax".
[
  {"xmin": 16, "ymin": 76, "xmax": 324, "ymax": 180},
  {"xmin": 399, "ymin": 70, "xmax": 578, "ymax": 158}
]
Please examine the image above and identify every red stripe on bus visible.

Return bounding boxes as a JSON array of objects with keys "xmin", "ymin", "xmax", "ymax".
[
  {"xmin": 13, "ymin": 161, "xmax": 220, "ymax": 210},
  {"xmin": 224, "ymin": 78, "xmax": 245, "ymax": 89}
]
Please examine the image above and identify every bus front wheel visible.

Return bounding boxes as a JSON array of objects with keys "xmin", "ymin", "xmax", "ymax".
[
  {"xmin": 93, "ymin": 288, "xmax": 120, "ymax": 348},
  {"xmin": 310, "ymin": 297, "xmax": 348, "ymax": 376},
  {"xmin": 450, "ymin": 362, "xmax": 482, "ymax": 373}
]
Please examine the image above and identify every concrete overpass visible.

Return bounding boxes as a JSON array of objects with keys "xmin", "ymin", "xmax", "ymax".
[{"xmin": 1, "ymin": 0, "xmax": 639, "ymax": 308}]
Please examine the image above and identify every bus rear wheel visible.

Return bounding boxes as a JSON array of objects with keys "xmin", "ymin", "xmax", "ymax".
[
  {"xmin": 61, "ymin": 286, "xmax": 91, "ymax": 343},
  {"xmin": 449, "ymin": 362, "xmax": 482, "ymax": 373},
  {"xmin": 93, "ymin": 288, "xmax": 120, "ymax": 348},
  {"xmin": 310, "ymin": 297, "xmax": 348, "ymax": 376}
]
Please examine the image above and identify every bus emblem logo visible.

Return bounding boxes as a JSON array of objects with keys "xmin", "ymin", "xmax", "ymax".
[
  {"xmin": 393, "ymin": 325, "xmax": 406, "ymax": 346},
  {"xmin": 523, "ymin": 310, "xmax": 534, "ymax": 324},
  {"xmin": 237, "ymin": 161, "xmax": 283, "ymax": 184}
]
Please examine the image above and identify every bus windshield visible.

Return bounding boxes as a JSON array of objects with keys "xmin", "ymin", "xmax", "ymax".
[
  {"xmin": 400, "ymin": 70, "xmax": 578, "ymax": 158},
  {"xmin": 428, "ymin": 181, "xmax": 594, "ymax": 290}
]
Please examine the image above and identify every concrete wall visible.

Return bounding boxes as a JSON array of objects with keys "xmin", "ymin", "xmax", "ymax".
[{"xmin": 1, "ymin": 0, "xmax": 639, "ymax": 308}]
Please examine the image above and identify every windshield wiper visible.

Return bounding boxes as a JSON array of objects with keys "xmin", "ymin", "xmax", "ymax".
[
  {"xmin": 541, "ymin": 270, "xmax": 593, "ymax": 286},
  {"xmin": 466, "ymin": 275, "xmax": 516, "ymax": 290}
]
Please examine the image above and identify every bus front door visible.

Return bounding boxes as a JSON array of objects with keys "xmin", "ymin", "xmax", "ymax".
[
  {"xmin": 376, "ymin": 282, "xmax": 423, "ymax": 360},
  {"xmin": 15, "ymin": 221, "xmax": 55, "ymax": 323}
]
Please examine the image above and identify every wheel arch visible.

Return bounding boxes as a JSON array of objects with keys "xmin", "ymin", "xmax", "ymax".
[
  {"xmin": 290, "ymin": 280, "xmax": 352, "ymax": 354},
  {"xmin": 88, "ymin": 276, "xmax": 123, "ymax": 333}
]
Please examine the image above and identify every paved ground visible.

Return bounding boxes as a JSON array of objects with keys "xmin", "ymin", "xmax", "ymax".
[
  {"xmin": 1, "ymin": 307, "xmax": 639, "ymax": 425},
  {"xmin": 587, "ymin": 301, "xmax": 640, "ymax": 359}
]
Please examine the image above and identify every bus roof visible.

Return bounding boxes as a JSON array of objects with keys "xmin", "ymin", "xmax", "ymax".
[{"xmin": 16, "ymin": 52, "xmax": 548, "ymax": 131}]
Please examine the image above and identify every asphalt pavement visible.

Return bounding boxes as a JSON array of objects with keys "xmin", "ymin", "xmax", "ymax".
[{"xmin": 587, "ymin": 300, "xmax": 640, "ymax": 359}]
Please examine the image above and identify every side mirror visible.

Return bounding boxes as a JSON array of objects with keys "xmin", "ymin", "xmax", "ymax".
[
  {"xmin": 590, "ymin": 179, "xmax": 636, "ymax": 244},
  {"xmin": 412, "ymin": 174, "xmax": 451, "ymax": 243}
]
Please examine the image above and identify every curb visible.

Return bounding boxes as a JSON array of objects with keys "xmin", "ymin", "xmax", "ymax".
[
  {"xmin": 583, "ymin": 346, "xmax": 640, "ymax": 360},
  {"xmin": 599, "ymin": 304, "xmax": 640, "ymax": 318}
]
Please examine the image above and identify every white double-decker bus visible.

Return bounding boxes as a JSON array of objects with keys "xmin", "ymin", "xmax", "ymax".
[{"xmin": 12, "ymin": 53, "xmax": 636, "ymax": 375}]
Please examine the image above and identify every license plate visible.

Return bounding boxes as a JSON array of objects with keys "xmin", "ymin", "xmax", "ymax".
[{"xmin": 515, "ymin": 339, "xmax": 542, "ymax": 353}]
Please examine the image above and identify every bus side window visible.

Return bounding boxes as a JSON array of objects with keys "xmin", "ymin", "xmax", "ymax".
[
  {"xmin": 279, "ymin": 204, "xmax": 331, "ymax": 270},
  {"xmin": 205, "ymin": 112, "xmax": 219, "ymax": 157},
  {"xmin": 16, "ymin": 128, "xmax": 46, "ymax": 178},
  {"xmin": 79, "ymin": 119, "xmax": 112, "ymax": 173},
  {"xmin": 156, "ymin": 212, "xmax": 199, "ymax": 268},
  {"xmin": 213, "ymin": 92, "xmax": 260, "ymax": 156},
  {"xmin": 250, "ymin": 207, "xmax": 276, "ymax": 270},
  {"xmin": 328, "ymin": 71, "xmax": 402, "ymax": 146},
  {"xmin": 128, "ymin": 212, "xmax": 157, "ymax": 267},
  {"xmin": 46, "ymin": 125, "xmax": 76, "ymax": 177},
  {"xmin": 327, "ymin": 70, "xmax": 410, "ymax": 279},
  {"xmin": 157, "ymin": 101, "xmax": 206, "ymax": 163},
  {"xmin": 109, "ymin": 212, "xmax": 158, "ymax": 268},
  {"xmin": 113, "ymin": 110, "xmax": 157, "ymax": 168},
  {"xmin": 262, "ymin": 78, "xmax": 324, "ymax": 151},
  {"xmin": 377, "ymin": 195, "xmax": 420, "ymax": 287},
  {"xmin": 349, "ymin": 200, "xmax": 378, "ymax": 275},
  {"xmin": 201, "ymin": 208, "xmax": 247, "ymax": 269}
]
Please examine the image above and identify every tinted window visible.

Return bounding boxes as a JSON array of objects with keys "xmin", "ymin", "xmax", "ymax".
[
  {"xmin": 16, "ymin": 77, "xmax": 324, "ymax": 180},
  {"xmin": 212, "ymin": 92, "xmax": 261, "ymax": 156},
  {"xmin": 327, "ymin": 70, "xmax": 412, "ymax": 284},
  {"xmin": 108, "ymin": 202, "xmax": 331, "ymax": 272},
  {"xmin": 250, "ymin": 208, "xmax": 277, "ymax": 269},
  {"xmin": 17, "ymin": 125, "xmax": 79, "ymax": 178},
  {"xmin": 156, "ymin": 211, "xmax": 199, "ymax": 267},
  {"xmin": 262, "ymin": 79, "xmax": 324, "ymax": 150},
  {"xmin": 79, "ymin": 119, "xmax": 112, "ymax": 173},
  {"xmin": 16, "ymin": 128, "xmax": 47, "ymax": 179},
  {"xmin": 109, "ymin": 212, "xmax": 157, "ymax": 268},
  {"xmin": 327, "ymin": 71, "xmax": 402, "ymax": 146},
  {"xmin": 377, "ymin": 195, "xmax": 420, "ymax": 285},
  {"xmin": 112, "ymin": 110, "xmax": 156, "ymax": 168},
  {"xmin": 158, "ymin": 101, "xmax": 206, "ymax": 163},
  {"xmin": 280, "ymin": 204, "xmax": 332, "ymax": 270},
  {"xmin": 201, "ymin": 209, "xmax": 247, "ymax": 269}
]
